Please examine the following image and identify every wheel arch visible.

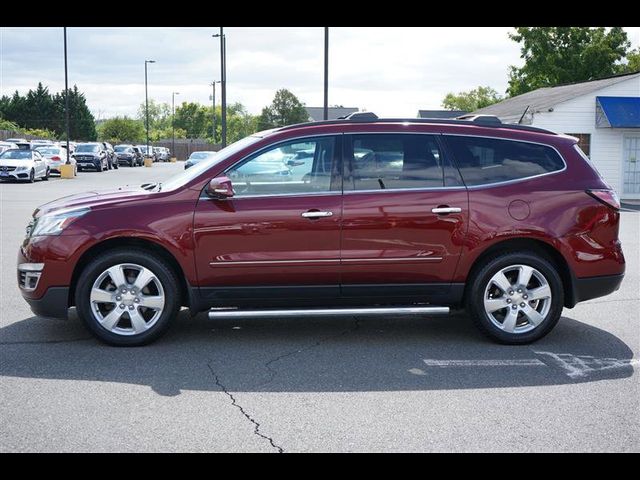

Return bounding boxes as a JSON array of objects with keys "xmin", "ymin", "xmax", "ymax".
[
  {"xmin": 69, "ymin": 237, "xmax": 191, "ymax": 309},
  {"xmin": 464, "ymin": 237, "xmax": 577, "ymax": 308}
]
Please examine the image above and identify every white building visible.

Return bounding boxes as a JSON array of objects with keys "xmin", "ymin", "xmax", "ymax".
[{"xmin": 474, "ymin": 72, "xmax": 640, "ymax": 199}]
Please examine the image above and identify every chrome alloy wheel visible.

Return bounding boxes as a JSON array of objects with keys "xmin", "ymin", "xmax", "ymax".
[
  {"xmin": 483, "ymin": 264, "xmax": 552, "ymax": 334},
  {"xmin": 89, "ymin": 263, "xmax": 165, "ymax": 336}
]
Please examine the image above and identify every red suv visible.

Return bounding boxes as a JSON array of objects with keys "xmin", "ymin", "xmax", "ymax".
[{"xmin": 18, "ymin": 114, "xmax": 625, "ymax": 346}]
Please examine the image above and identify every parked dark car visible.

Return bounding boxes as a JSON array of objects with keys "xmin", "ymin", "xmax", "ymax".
[
  {"xmin": 101, "ymin": 142, "xmax": 119, "ymax": 170},
  {"xmin": 114, "ymin": 145, "xmax": 143, "ymax": 167},
  {"xmin": 18, "ymin": 114, "xmax": 625, "ymax": 346},
  {"xmin": 73, "ymin": 143, "xmax": 109, "ymax": 172}
]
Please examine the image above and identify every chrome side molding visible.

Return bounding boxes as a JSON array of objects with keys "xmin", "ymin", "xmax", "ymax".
[{"xmin": 208, "ymin": 305, "xmax": 450, "ymax": 319}]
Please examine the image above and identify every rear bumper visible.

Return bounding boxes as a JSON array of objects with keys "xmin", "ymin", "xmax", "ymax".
[
  {"xmin": 24, "ymin": 287, "xmax": 70, "ymax": 319},
  {"xmin": 573, "ymin": 273, "xmax": 624, "ymax": 305}
]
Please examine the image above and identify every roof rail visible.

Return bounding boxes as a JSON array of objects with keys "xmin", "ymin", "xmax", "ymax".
[
  {"xmin": 277, "ymin": 113, "xmax": 556, "ymax": 135},
  {"xmin": 455, "ymin": 114, "xmax": 503, "ymax": 126}
]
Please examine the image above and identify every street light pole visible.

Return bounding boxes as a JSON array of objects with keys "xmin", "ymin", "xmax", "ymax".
[
  {"xmin": 63, "ymin": 27, "xmax": 71, "ymax": 165},
  {"xmin": 144, "ymin": 59, "xmax": 155, "ymax": 159},
  {"xmin": 212, "ymin": 29, "xmax": 227, "ymax": 148},
  {"xmin": 210, "ymin": 81, "xmax": 220, "ymax": 144},
  {"xmin": 323, "ymin": 27, "xmax": 329, "ymax": 121},
  {"xmin": 172, "ymin": 91, "xmax": 179, "ymax": 158}
]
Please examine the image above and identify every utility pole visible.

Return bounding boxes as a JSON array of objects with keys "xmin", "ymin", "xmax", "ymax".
[
  {"xmin": 323, "ymin": 27, "xmax": 329, "ymax": 121},
  {"xmin": 172, "ymin": 91, "xmax": 179, "ymax": 158},
  {"xmin": 210, "ymin": 81, "xmax": 220, "ymax": 144},
  {"xmin": 212, "ymin": 29, "xmax": 227, "ymax": 147},
  {"xmin": 144, "ymin": 59, "xmax": 155, "ymax": 159}
]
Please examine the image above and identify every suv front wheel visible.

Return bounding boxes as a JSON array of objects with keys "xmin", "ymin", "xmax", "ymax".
[
  {"xmin": 466, "ymin": 252, "xmax": 564, "ymax": 344},
  {"xmin": 75, "ymin": 249, "xmax": 181, "ymax": 346}
]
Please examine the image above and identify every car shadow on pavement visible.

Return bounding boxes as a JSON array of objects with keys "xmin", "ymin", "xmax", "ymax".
[{"xmin": 0, "ymin": 310, "xmax": 635, "ymax": 396}]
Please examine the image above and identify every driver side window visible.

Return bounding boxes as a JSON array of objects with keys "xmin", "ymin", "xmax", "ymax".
[{"xmin": 226, "ymin": 137, "xmax": 336, "ymax": 197}]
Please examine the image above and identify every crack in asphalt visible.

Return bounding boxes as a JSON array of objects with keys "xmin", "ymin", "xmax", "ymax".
[
  {"xmin": 260, "ymin": 316, "xmax": 362, "ymax": 387},
  {"xmin": 206, "ymin": 363, "xmax": 284, "ymax": 453}
]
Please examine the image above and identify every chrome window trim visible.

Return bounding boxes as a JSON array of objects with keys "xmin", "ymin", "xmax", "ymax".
[
  {"xmin": 199, "ymin": 190, "xmax": 340, "ymax": 201},
  {"xmin": 442, "ymin": 133, "xmax": 568, "ymax": 189}
]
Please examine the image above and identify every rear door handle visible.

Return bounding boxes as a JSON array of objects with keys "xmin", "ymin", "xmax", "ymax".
[
  {"xmin": 302, "ymin": 211, "xmax": 333, "ymax": 219},
  {"xmin": 431, "ymin": 207, "xmax": 462, "ymax": 214}
]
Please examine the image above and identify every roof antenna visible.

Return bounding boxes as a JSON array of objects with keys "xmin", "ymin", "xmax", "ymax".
[{"xmin": 518, "ymin": 105, "xmax": 530, "ymax": 124}]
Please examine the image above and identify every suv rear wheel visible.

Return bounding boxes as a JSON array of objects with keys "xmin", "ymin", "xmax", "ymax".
[
  {"xmin": 75, "ymin": 249, "xmax": 181, "ymax": 346},
  {"xmin": 466, "ymin": 252, "xmax": 564, "ymax": 344}
]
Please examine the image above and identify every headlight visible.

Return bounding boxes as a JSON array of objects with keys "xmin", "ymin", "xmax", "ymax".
[
  {"xmin": 15, "ymin": 166, "xmax": 28, "ymax": 171},
  {"xmin": 30, "ymin": 207, "xmax": 90, "ymax": 237}
]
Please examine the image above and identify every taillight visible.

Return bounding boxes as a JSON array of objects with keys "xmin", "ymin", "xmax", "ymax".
[
  {"xmin": 51, "ymin": 156, "xmax": 61, "ymax": 161},
  {"xmin": 586, "ymin": 189, "xmax": 620, "ymax": 211}
]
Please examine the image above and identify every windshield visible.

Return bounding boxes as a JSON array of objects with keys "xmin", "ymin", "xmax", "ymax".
[
  {"xmin": 76, "ymin": 144, "xmax": 100, "ymax": 153},
  {"xmin": 160, "ymin": 136, "xmax": 263, "ymax": 192},
  {"xmin": 0, "ymin": 150, "xmax": 32, "ymax": 160},
  {"xmin": 115, "ymin": 146, "xmax": 131, "ymax": 152}
]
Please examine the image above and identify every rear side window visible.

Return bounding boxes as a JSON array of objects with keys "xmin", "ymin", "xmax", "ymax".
[
  {"xmin": 346, "ymin": 134, "xmax": 444, "ymax": 190},
  {"xmin": 446, "ymin": 136, "xmax": 565, "ymax": 186}
]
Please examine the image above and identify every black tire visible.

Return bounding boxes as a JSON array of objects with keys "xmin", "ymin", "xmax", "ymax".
[
  {"xmin": 43, "ymin": 168, "xmax": 50, "ymax": 181},
  {"xmin": 29, "ymin": 169, "xmax": 35, "ymax": 183},
  {"xmin": 466, "ymin": 251, "xmax": 564, "ymax": 344},
  {"xmin": 75, "ymin": 248, "xmax": 182, "ymax": 346},
  {"xmin": 97, "ymin": 162, "xmax": 103, "ymax": 172}
]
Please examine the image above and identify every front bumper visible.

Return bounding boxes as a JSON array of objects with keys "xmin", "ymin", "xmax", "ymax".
[
  {"xmin": 76, "ymin": 159, "xmax": 101, "ymax": 169},
  {"xmin": 24, "ymin": 287, "xmax": 70, "ymax": 318},
  {"xmin": 0, "ymin": 170, "xmax": 31, "ymax": 180}
]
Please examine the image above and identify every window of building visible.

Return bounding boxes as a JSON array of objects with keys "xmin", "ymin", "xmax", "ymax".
[{"xmin": 567, "ymin": 134, "xmax": 591, "ymax": 158}]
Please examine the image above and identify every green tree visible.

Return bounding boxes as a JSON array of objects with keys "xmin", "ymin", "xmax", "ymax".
[
  {"xmin": 257, "ymin": 89, "xmax": 308, "ymax": 129},
  {"xmin": 52, "ymin": 86, "xmax": 97, "ymax": 140},
  {"xmin": 442, "ymin": 86, "xmax": 503, "ymax": 111},
  {"xmin": 22, "ymin": 83, "xmax": 56, "ymax": 131},
  {"xmin": 137, "ymin": 99, "xmax": 171, "ymax": 131},
  {"xmin": 173, "ymin": 102, "xmax": 209, "ymax": 138},
  {"xmin": 97, "ymin": 116, "xmax": 145, "ymax": 143},
  {"xmin": 507, "ymin": 27, "xmax": 631, "ymax": 96},
  {"xmin": 622, "ymin": 47, "xmax": 640, "ymax": 73}
]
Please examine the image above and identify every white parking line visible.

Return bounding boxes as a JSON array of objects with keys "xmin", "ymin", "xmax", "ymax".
[
  {"xmin": 418, "ymin": 353, "xmax": 638, "ymax": 379},
  {"xmin": 423, "ymin": 359, "xmax": 545, "ymax": 367}
]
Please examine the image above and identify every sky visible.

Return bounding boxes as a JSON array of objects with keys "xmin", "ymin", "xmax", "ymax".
[{"xmin": 1, "ymin": 27, "xmax": 639, "ymax": 120}]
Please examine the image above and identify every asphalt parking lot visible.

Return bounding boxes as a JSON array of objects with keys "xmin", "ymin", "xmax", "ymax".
[{"xmin": 0, "ymin": 163, "xmax": 638, "ymax": 452}]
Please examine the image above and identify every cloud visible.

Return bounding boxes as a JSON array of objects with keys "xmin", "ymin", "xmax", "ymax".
[{"xmin": 1, "ymin": 27, "xmax": 638, "ymax": 119}]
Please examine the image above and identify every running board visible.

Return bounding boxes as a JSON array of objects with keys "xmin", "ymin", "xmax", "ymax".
[{"xmin": 208, "ymin": 306, "xmax": 449, "ymax": 319}]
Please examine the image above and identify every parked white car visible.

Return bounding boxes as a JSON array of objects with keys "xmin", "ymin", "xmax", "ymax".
[
  {"xmin": 0, "ymin": 148, "xmax": 50, "ymax": 182},
  {"xmin": 0, "ymin": 141, "xmax": 18, "ymax": 154},
  {"xmin": 37, "ymin": 146, "xmax": 77, "ymax": 175}
]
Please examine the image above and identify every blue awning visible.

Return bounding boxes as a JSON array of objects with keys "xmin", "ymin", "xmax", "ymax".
[{"xmin": 596, "ymin": 96, "xmax": 640, "ymax": 128}]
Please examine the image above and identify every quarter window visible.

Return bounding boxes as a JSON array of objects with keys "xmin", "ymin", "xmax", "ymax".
[
  {"xmin": 446, "ymin": 136, "xmax": 565, "ymax": 186},
  {"xmin": 346, "ymin": 134, "xmax": 444, "ymax": 190},
  {"xmin": 226, "ymin": 137, "xmax": 336, "ymax": 197}
]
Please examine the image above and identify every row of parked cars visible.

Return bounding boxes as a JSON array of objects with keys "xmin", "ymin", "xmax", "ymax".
[{"xmin": 0, "ymin": 138, "xmax": 173, "ymax": 182}]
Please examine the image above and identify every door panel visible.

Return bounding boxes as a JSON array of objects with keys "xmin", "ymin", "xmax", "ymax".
[
  {"xmin": 340, "ymin": 189, "xmax": 468, "ymax": 286},
  {"xmin": 193, "ymin": 135, "xmax": 342, "ymax": 298},
  {"xmin": 340, "ymin": 133, "xmax": 468, "ymax": 295}
]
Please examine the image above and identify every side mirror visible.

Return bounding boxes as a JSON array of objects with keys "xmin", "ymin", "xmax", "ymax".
[{"xmin": 206, "ymin": 176, "xmax": 235, "ymax": 199}]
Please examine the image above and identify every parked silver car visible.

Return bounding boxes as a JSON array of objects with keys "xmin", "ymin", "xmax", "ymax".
[
  {"xmin": 0, "ymin": 148, "xmax": 50, "ymax": 182},
  {"xmin": 184, "ymin": 150, "xmax": 217, "ymax": 169}
]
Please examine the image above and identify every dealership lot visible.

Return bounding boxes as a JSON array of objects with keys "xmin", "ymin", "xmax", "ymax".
[{"xmin": 0, "ymin": 163, "xmax": 638, "ymax": 452}]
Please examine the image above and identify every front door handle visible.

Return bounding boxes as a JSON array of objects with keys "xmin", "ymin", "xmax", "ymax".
[
  {"xmin": 431, "ymin": 206, "xmax": 462, "ymax": 214},
  {"xmin": 301, "ymin": 210, "xmax": 333, "ymax": 219}
]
